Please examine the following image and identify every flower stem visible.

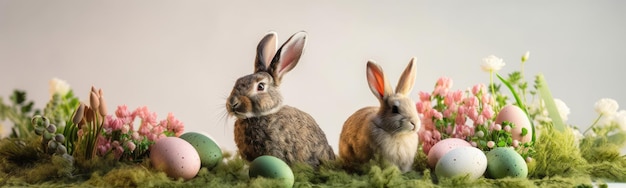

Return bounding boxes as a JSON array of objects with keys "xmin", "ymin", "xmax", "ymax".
[{"xmin": 583, "ymin": 114, "xmax": 603, "ymax": 134}]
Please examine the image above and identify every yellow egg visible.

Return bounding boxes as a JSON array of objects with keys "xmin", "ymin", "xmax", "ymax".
[{"xmin": 496, "ymin": 105, "xmax": 533, "ymax": 143}]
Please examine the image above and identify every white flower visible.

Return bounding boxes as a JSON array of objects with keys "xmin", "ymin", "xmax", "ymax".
[
  {"xmin": 594, "ymin": 98, "xmax": 619, "ymax": 116},
  {"xmin": 528, "ymin": 98, "xmax": 570, "ymax": 123},
  {"xmin": 49, "ymin": 77, "xmax": 70, "ymax": 98},
  {"xmin": 612, "ymin": 110, "xmax": 626, "ymax": 131},
  {"xmin": 481, "ymin": 55, "xmax": 505, "ymax": 72},
  {"xmin": 522, "ymin": 51, "xmax": 530, "ymax": 62},
  {"xmin": 554, "ymin": 99, "xmax": 570, "ymax": 122},
  {"xmin": 571, "ymin": 128, "xmax": 584, "ymax": 145}
]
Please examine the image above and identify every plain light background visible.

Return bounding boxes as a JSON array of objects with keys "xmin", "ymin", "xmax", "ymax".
[{"xmin": 1, "ymin": 1, "xmax": 625, "ymax": 153}]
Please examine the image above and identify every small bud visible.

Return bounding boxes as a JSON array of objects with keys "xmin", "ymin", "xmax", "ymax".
[
  {"xmin": 89, "ymin": 91, "xmax": 100, "ymax": 110},
  {"xmin": 47, "ymin": 124, "xmax": 57, "ymax": 133},
  {"xmin": 98, "ymin": 95, "xmax": 107, "ymax": 117},
  {"xmin": 43, "ymin": 132, "xmax": 53, "ymax": 141},
  {"xmin": 48, "ymin": 140, "xmax": 58, "ymax": 150},
  {"xmin": 72, "ymin": 103, "xmax": 85, "ymax": 125},
  {"xmin": 34, "ymin": 127, "xmax": 45, "ymax": 135},
  {"xmin": 56, "ymin": 145, "xmax": 67, "ymax": 155},
  {"xmin": 85, "ymin": 107, "xmax": 94, "ymax": 123},
  {"xmin": 521, "ymin": 51, "xmax": 530, "ymax": 63},
  {"xmin": 55, "ymin": 134, "xmax": 65, "ymax": 143}
]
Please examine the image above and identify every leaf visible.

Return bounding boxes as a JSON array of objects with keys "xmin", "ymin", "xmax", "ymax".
[
  {"xmin": 497, "ymin": 73, "xmax": 536, "ymax": 143},
  {"xmin": 521, "ymin": 128, "xmax": 528, "ymax": 136},
  {"xmin": 498, "ymin": 141, "xmax": 506, "ymax": 147},
  {"xmin": 536, "ymin": 74, "xmax": 566, "ymax": 132}
]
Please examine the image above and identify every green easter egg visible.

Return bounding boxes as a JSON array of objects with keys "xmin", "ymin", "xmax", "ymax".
[
  {"xmin": 249, "ymin": 155, "xmax": 294, "ymax": 188},
  {"xmin": 486, "ymin": 147, "xmax": 528, "ymax": 179},
  {"xmin": 180, "ymin": 132, "xmax": 223, "ymax": 169}
]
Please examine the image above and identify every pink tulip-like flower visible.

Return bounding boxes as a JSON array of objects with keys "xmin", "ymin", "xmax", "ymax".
[
  {"xmin": 487, "ymin": 141, "xmax": 495, "ymax": 148},
  {"xmin": 482, "ymin": 105, "xmax": 494, "ymax": 119},
  {"xmin": 125, "ymin": 141, "xmax": 136, "ymax": 152},
  {"xmin": 472, "ymin": 84, "xmax": 486, "ymax": 95},
  {"xmin": 131, "ymin": 132, "xmax": 141, "ymax": 141},
  {"xmin": 121, "ymin": 124, "xmax": 130, "ymax": 134},
  {"xmin": 419, "ymin": 91, "xmax": 431, "ymax": 102},
  {"xmin": 113, "ymin": 146, "xmax": 124, "ymax": 159},
  {"xmin": 166, "ymin": 113, "xmax": 185, "ymax": 136},
  {"xmin": 436, "ymin": 77, "xmax": 453, "ymax": 89},
  {"xmin": 433, "ymin": 110, "xmax": 443, "ymax": 120}
]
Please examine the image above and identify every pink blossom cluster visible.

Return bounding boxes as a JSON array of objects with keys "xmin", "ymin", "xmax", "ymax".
[
  {"xmin": 417, "ymin": 77, "xmax": 497, "ymax": 154},
  {"xmin": 96, "ymin": 105, "xmax": 184, "ymax": 160}
]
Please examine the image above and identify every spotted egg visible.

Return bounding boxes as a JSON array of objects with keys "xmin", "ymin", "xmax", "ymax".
[{"xmin": 150, "ymin": 137, "xmax": 201, "ymax": 180}]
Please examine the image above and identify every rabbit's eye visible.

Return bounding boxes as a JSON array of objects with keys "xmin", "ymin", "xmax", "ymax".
[
  {"xmin": 392, "ymin": 105, "xmax": 399, "ymax": 114},
  {"xmin": 257, "ymin": 82, "xmax": 265, "ymax": 91}
]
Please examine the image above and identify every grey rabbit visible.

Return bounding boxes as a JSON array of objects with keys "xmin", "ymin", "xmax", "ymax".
[{"xmin": 226, "ymin": 31, "xmax": 336, "ymax": 167}]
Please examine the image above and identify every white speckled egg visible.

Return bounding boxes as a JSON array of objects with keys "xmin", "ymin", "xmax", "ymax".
[
  {"xmin": 496, "ymin": 105, "xmax": 533, "ymax": 143},
  {"xmin": 427, "ymin": 138, "xmax": 472, "ymax": 168},
  {"xmin": 150, "ymin": 137, "xmax": 201, "ymax": 180},
  {"xmin": 435, "ymin": 147, "xmax": 487, "ymax": 180}
]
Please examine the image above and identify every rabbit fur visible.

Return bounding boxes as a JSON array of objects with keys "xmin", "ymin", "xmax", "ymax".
[
  {"xmin": 339, "ymin": 58, "xmax": 420, "ymax": 172},
  {"xmin": 226, "ymin": 31, "xmax": 335, "ymax": 167}
]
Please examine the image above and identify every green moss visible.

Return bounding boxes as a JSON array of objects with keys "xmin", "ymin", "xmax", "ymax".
[
  {"xmin": 529, "ymin": 126, "xmax": 588, "ymax": 179},
  {"xmin": 1, "ymin": 130, "xmax": 624, "ymax": 187}
]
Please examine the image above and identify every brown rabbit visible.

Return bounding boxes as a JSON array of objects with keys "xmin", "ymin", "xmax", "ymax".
[
  {"xmin": 339, "ymin": 58, "xmax": 420, "ymax": 172},
  {"xmin": 226, "ymin": 31, "xmax": 335, "ymax": 167}
]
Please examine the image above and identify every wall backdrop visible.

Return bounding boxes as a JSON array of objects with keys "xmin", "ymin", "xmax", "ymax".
[{"xmin": 1, "ymin": 1, "xmax": 625, "ymax": 153}]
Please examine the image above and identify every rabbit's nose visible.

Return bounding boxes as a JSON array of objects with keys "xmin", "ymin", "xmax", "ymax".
[
  {"xmin": 228, "ymin": 98, "xmax": 240, "ymax": 111},
  {"xmin": 409, "ymin": 121, "xmax": 416, "ymax": 130}
]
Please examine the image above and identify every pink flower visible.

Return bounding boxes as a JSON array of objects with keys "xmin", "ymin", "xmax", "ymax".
[
  {"xmin": 455, "ymin": 115, "xmax": 466, "ymax": 127},
  {"xmin": 475, "ymin": 115, "xmax": 485, "ymax": 126},
  {"xmin": 487, "ymin": 141, "xmax": 495, "ymax": 148},
  {"xmin": 125, "ymin": 141, "xmax": 136, "ymax": 152},
  {"xmin": 433, "ymin": 110, "xmax": 443, "ymax": 120},
  {"xmin": 166, "ymin": 113, "xmax": 184, "ymax": 136},
  {"xmin": 135, "ymin": 106, "xmax": 158, "ymax": 128},
  {"xmin": 416, "ymin": 101, "xmax": 428, "ymax": 114},
  {"xmin": 113, "ymin": 146, "xmax": 124, "ymax": 159},
  {"xmin": 512, "ymin": 140, "xmax": 519, "ymax": 148},
  {"xmin": 121, "ymin": 124, "xmax": 130, "ymax": 134},
  {"xmin": 452, "ymin": 90, "xmax": 464, "ymax": 103},
  {"xmin": 419, "ymin": 91, "xmax": 431, "ymax": 102},
  {"xmin": 104, "ymin": 115, "xmax": 123, "ymax": 132},
  {"xmin": 472, "ymin": 84, "xmax": 486, "ymax": 95},
  {"xmin": 482, "ymin": 105, "xmax": 494, "ymax": 119},
  {"xmin": 116, "ymin": 105, "xmax": 135, "ymax": 125},
  {"xmin": 436, "ymin": 77, "xmax": 453, "ymax": 89},
  {"xmin": 131, "ymin": 132, "xmax": 141, "ymax": 141}
]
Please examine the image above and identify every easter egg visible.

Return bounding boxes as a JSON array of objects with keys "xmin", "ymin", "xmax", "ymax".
[
  {"xmin": 180, "ymin": 132, "xmax": 223, "ymax": 169},
  {"xmin": 249, "ymin": 155, "xmax": 294, "ymax": 188},
  {"xmin": 150, "ymin": 137, "xmax": 201, "ymax": 180},
  {"xmin": 485, "ymin": 147, "xmax": 528, "ymax": 179},
  {"xmin": 496, "ymin": 105, "xmax": 533, "ymax": 143},
  {"xmin": 435, "ymin": 147, "xmax": 487, "ymax": 180},
  {"xmin": 427, "ymin": 138, "xmax": 472, "ymax": 168}
]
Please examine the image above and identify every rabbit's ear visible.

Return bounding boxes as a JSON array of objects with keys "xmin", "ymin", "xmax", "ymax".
[
  {"xmin": 367, "ymin": 60, "xmax": 392, "ymax": 100},
  {"xmin": 395, "ymin": 57, "xmax": 417, "ymax": 95},
  {"xmin": 255, "ymin": 31, "xmax": 278, "ymax": 73},
  {"xmin": 269, "ymin": 31, "xmax": 307, "ymax": 85}
]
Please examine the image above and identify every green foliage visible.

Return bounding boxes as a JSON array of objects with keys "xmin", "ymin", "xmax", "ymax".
[{"xmin": 0, "ymin": 90, "xmax": 41, "ymax": 138}]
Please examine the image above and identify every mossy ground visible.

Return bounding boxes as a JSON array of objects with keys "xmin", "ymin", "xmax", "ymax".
[{"xmin": 1, "ymin": 126, "xmax": 624, "ymax": 187}]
